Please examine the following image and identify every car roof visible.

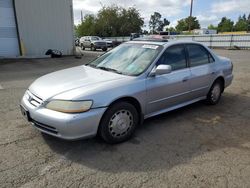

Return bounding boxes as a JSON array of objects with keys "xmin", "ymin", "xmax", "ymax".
[{"xmin": 127, "ymin": 39, "xmax": 202, "ymax": 47}]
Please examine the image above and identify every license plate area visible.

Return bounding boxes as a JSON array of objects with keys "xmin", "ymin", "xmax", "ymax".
[{"xmin": 20, "ymin": 105, "xmax": 31, "ymax": 121}]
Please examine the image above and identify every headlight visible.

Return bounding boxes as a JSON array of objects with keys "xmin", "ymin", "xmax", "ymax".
[{"xmin": 46, "ymin": 100, "xmax": 92, "ymax": 113}]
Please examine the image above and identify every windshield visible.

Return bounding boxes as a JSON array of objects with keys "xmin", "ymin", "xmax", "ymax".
[
  {"xmin": 87, "ymin": 43, "xmax": 163, "ymax": 76},
  {"xmin": 91, "ymin": 36, "xmax": 101, "ymax": 41}
]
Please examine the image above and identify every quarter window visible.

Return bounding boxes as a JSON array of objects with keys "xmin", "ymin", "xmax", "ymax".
[
  {"xmin": 157, "ymin": 45, "xmax": 187, "ymax": 71},
  {"xmin": 187, "ymin": 44, "xmax": 210, "ymax": 67}
]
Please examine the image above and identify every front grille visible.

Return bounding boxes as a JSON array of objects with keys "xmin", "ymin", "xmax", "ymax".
[
  {"xmin": 26, "ymin": 90, "xmax": 43, "ymax": 107},
  {"xmin": 32, "ymin": 120, "xmax": 58, "ymax": 134},
  {"xmin": 95, "ymin": 42, "xmax": 106, "ymax": 46}
]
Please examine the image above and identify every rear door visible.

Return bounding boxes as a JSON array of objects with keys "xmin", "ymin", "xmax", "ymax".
[
  {"xmin": 146, "ymin": 44, "xmax": 192, "ymax": 116},
  {"xmin": 186, "ymin": 44, "xmax": 217, "ymax": 98}
]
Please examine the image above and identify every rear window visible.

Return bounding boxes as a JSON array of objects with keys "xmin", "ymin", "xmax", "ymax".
[{"xmin": 187, "ymin": 44, "xmax": 210, "ymax": 67}]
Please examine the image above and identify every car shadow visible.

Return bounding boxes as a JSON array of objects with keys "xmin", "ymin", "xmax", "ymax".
[{"xmin": 43, "ymin": 92, "xmax": 250, "ymax": 173}]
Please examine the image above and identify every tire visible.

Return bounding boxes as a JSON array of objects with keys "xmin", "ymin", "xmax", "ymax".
[
  {"xmin": 102, "ymin": 47, "xmax": 107, "ymax": 52},
  {"xmin": 98, "ymin": 102, "xmax": 139, "ymax": 144},
  {"xmin": 81, "ymin": 44, "xmax": 85, "ymax": 50},
  {"xmin": 91, "ymin": 44, "xmax": 96, "ymax": 51},
  {"xmin": 206, "ymin": 80, "xmax": 223, "ymax": 105}
]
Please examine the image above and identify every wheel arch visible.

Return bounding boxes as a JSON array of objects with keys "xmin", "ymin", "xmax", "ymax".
[
  {"xmin": 101, "ymin": 96, "xmax": 143, "ymax": 125},
  {"xmin": 213, "ymin": 76, "xmax": 225, "ymax": 92}
]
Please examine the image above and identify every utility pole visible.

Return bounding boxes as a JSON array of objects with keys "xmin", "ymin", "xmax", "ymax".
[
  {"xmin": 81, "ymin": 10, "xmax": 83, "ymax": 23},
  {"xmin": 189, "ymin": 0, "xmax": 193, "ymax": 33}
]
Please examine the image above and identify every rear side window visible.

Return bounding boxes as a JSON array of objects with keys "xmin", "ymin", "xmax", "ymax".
[
  {"xmin": 157, "ymin": 45, "xmax": 187, "ymax": 71},
  {"xmin": 187, "ymin": 44, "xmax": 210, "ymax": 67}
]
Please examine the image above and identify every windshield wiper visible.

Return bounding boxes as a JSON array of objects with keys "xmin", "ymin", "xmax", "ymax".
[
  {"xmin": 97, "ymin": 66, "xmax": 124, "ymax": 75},
  {"xmin": 85, "ymin": 63, "xmax": 97, "ymax": 68}
]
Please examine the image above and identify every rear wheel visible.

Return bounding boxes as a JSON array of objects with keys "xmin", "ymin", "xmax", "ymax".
[
  {"xmin": 98, "ymin": 102, "xmax": 139, "ymax": 144},
  {"xmin": 206, "ymin": 80, "xmax": 223, "ymax": 105},
  {"xmin": 102, "ymin": 47, "xmax": 107, "ymax": 52}
]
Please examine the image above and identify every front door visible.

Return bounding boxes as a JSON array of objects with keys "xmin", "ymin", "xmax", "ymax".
[{"xmin": 146, "ymin": 44, "xmax": 192, "ymax": 117}]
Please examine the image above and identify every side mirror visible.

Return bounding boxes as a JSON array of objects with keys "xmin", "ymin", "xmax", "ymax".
[{"xmin": 150, "ymin": 65, "xmax": 172, "ymax": 76}]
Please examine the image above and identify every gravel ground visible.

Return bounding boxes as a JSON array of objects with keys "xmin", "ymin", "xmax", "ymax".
[{"xmin": 0, "ymin": 49, "xmax": 250, "ymax": 188}]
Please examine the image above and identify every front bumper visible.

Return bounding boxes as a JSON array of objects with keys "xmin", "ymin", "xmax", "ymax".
[
  {"xmin": 93, "ymin": 44, "xmax": 107, "ymax": 49},
  {"xmin": 21, "ymin": 95, "xmax": 107, "ymax": 140}
]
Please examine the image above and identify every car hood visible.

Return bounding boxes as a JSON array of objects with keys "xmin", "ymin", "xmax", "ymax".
[{"xmin": 29, "ymin": 66, "xmax": 126, "ymax": 101}]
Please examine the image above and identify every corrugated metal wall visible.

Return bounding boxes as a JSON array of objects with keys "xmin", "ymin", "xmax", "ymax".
[
  {"xmin": 15, "ymin": 0, "xmax": 74, "ymax": 57},
  {"xmin": 0, "ymin": 0, "xmax": 19, "ymax": 57}
]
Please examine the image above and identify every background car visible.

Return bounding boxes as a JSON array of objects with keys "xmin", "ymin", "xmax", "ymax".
[
  {"xmin": 80, "ymin": 36, "xmax": 107, "ymax": 51},
  {"xmin": 103, "ymin": 39, "xmax": 113, "ymax": 48},
  {"xmin": 75, "ymin": 38, "xmax": 80, "ymax": 46}
]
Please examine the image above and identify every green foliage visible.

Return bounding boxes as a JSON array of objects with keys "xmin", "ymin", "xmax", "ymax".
[
  {"xmin": 75, "ymin": 6, "xmax": 144, "ymax": 37},
  {"xmin": 75, "ymin": 14, "xmax": 96, "ymax": 37},
  {"xmin": 166, "ymin": 27, "xmax": 176, "ymax": 32},
  {"xmin": 175, "ymin": 16, "xmax": 200, "ymax": 32},
  {"xmin": 207, "ymin": 24, "xmax": 217, "ymax": 30},
  {"xmin": 217, "ymin": 17, "xmax": 234, "ymax": 32},
  {"xmin": 149, "ymin": 12, "xmax": 170, "ymax": 33},
  {"xmin": 234, "ymin": 14, "xmax": 248, "ymax": 31}
]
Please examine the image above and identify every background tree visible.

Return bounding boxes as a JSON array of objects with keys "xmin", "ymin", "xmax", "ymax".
[
  {"xmin": 207, "ymin": 24, "xmax": 217, "ymax": 30},
  {"xmin": 217, "ymin": 17, "xmax": 234, "ymax": 32},
  {"xmin": 166, "ymin": 27, "xmax": 176, "ymax": 32},
  {"xmin": 75, "ymin": 14, "xmax": 96, "ymax": 37},
  {"xmin": 95, "ymin": 6, "xmax": 121, "ymax": 37},
  {"xmin": 149, "ymin": 12, "xmax": 162, "ymax": 34},
  {"xmin": 118, "ymin": 7, "xmax": 144, "ymax": 36},
  {"xmin": 175, "ymin": 16, "xmax": 200, "ymax": 32},
  {"xmin": 157, "ymin": 18, "xmax": 170, "ymax": 32},
  {"xmin": 149, "ymin": 12, "xmax": 169, "ymax": 33},
  {"xmin": 75, "ymin": 5, "xmax": 144, "ymax": 37},
  {"xmin": 234, "ymin": 14, "xmax": 248, "ymax": 31},
  {"xmin": 248, "ymin": 13, "xmax": 250, "ymax": 32}
]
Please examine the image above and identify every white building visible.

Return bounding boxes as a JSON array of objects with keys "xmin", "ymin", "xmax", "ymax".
[
  {"xmin": 193, "ymin": 29, "xmax": 217, "ymax": 35},
  {"xmin": 0, "ymin": 0, "xmax": 74, "ymax": 58}
]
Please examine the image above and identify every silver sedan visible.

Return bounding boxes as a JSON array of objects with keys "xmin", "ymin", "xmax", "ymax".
[{"xmin": 20, "ymin": 40, "xmax": 233, "ymax": 143}]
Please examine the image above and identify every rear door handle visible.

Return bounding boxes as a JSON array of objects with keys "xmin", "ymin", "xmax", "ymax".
[
  {"xmin": 182, "ymin": 77, "xmax": 189, "ymax": 82},
  {"xmin": 211, "ymin": 71, "xmax": 215, "ymax": 75}
]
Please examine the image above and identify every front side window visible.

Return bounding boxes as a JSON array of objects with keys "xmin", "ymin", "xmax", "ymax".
[
  {"xmin": 87, "ymin": 43, "xmax": 163, "ymax": 76},
  {"xmin": 187, "ymin": 44, "xmax": 210, "ymax": 67},
  {"xmin": 157, "ymin": 45, "xmax": 187, "ymax": 71}
]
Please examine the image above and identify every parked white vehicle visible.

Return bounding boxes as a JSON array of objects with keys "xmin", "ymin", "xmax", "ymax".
[{"xmin": 80, "ymin": 36, "xmax": 107, "ymax": 51}]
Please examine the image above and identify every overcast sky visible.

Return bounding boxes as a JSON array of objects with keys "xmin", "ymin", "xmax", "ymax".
[{"xmin": 73, "ymin": 0, "xmax": 250, "ymax": 29}]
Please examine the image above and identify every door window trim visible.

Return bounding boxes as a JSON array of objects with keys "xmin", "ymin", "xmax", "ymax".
[
  {"xmin": 155, "ymin": 44, "xmax": 189, "ymax": 72},
  {"xmin": 185, "ymin": 43, "xmax": 215, "ymax": 68}
]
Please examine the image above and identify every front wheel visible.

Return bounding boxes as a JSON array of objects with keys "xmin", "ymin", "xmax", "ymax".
[
  {"xmin": 206, "ymin": 81, "xmax": 223, "ymax": 105},
  {"xmin": 91, "ymin": 44, "xmax": 96, "ymax": 51},
  {"xmin": 81, "ymin": 44, "xmax": 85, "ymax": 50},
  {"xmin": 98, "ymin": 102, "xmax": 139, "ymax": 144},
  {"xmin": 102, "ymin": 47, "xmax": 107, "ymax": 52}
]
